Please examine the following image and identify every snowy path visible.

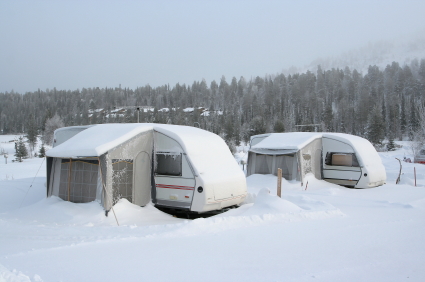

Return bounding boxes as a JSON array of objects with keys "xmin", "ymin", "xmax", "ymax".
[{"xmin": 1, "ymin": 140, "xmax": 425, "ymax": 281}]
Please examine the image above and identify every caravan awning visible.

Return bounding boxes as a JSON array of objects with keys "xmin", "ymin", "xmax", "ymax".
[
  {"xmin": 249, "ymin": 148, "xmax": 298, "ymax": 155},
  {"xmin": 46, "ymin": 124, "xmax": 153, "ymax": 158}
]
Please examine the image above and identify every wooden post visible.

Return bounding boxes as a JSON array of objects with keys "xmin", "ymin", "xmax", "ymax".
[
  {"xmin": 277, "ymin": 168, "xmax": 282, "ymax": 198},
  {"xmin": 395, "ymin": 158, "xmax": 402, "ymax": 184},
  {"xmin": 414, "ymin": 167, "xmax": 417, "ymax": 187}
]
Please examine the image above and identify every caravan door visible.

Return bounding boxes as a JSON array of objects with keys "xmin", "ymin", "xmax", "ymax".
[
  {"xmin": 133, "ymin": 151, "xmax": 152, "ymax": 207},
  {"xmin": 153, "ymin": 132, "xmax": 196, "ymax": 210},
  {"xmin": 322, "ymin": 137, "xmax": 362, "ymax": 187}
]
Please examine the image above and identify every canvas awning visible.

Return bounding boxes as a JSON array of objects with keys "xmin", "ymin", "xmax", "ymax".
[{"xmin": 249, "ymin": 148, "xmax": 298, "ymax": 155}]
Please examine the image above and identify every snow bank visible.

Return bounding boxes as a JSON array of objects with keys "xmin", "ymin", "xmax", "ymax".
[
  {"xmin": 2, "ymin": 136, "xmax": 425, "ymax": 282},
  {"xmin": 2, "ymin": 197, "xmax": 183, "ymax": 227},
  {"xmin": 0, "ymin": 263, "xmax": 40, "ymax": 282}
]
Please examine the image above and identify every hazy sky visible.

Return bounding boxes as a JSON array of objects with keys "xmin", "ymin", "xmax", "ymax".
[{"xmin": 1, "ymin": 0, "xmax": 425, "ymax": 93}]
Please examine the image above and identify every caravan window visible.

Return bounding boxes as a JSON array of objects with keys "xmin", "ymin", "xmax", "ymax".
[
  {"xmin": 325, "ymin": 152, "xmax": 359, "ymax": 167},
  {"xmin": 155, "ymin": 153, "xmax": 182, "ymax": 176}
]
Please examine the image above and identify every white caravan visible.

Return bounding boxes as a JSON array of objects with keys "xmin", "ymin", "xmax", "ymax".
[
  {"xmin": 247, "ymin": 132, "xmax": 386, "ymax": 188},
  {"xmin": 46, "ymin": 124, "xmax": 247, "ymax": 214}
]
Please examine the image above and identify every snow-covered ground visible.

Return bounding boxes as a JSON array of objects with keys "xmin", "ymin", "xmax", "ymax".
[{"xmin": 1, "ymin": 136, "xmax": 425, "ymax": 281}]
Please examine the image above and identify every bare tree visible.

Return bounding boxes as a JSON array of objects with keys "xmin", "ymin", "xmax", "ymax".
[{"xmin": 43, "ymin": 114, "xmax": 64, "ymax": 146}]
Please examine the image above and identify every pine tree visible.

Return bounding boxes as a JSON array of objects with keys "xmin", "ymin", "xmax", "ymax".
[
  {"xmin": 224, "ymin": 113, "xmax": 234, "ymax": 144},
  {"xmin": 409, "ymin": 98, "xmax": 419, "ymax": 140},
  {"xmin": 14, "ymin": 136, "xmax": 28, "ymax": 162},
  {"xmin": 39, "ymin": 144, "xmax": 46, "ymax": 158},
  {"xmin": 273, "ymin": 120, "xmax": 285, "ymax": 133},
  {"xmin": 26, "ymin": 114, "xmax": 38, "ymax": 157},
  {"xmin": 91, "ymin": 112, "xmax": 98, "ymax": 124},
  {"xmin": 89, "ymin": 99, "xmax": 96, "ymax": 111},
  {"xmin": 233, "ymin": 115, "xmax": 241, "ymax": 147},
  {"xmin": 400, "ymin": 94, "xmax": 407, "ymax": 136},
  {"xmin": 419, "ymin": 59, "xmax": 425, "ymax": 83},
  {"xmin": 366, "ymin": 106, "xmax": 385, "ymax": 146},
  {"xmin": 386, "ymin": 135, "xmax": 396, "ymax": 151},
  {"xmin": 322, "ymin": 102, "xmax": 333, "ymax": 132},
  {"xmin": 381, "ymin": 96, "xmax": 387, "ymax": 136},
  {"xmin": 250, "ymin": 116, "xmax": 266, "ymax": 136}
]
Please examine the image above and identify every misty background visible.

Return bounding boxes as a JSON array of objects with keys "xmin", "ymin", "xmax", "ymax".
[
  {"xmin": 2, "ymin": 0, "xmax": 425, "ymax": 157},
  {"xmin": 1, "ymin": 0, "xmax": 425, "ymax": 93}
]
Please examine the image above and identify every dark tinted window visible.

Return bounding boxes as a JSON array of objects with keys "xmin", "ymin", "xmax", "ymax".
[{"xmin": 155, "ymin": 153, "xmax": 182, "ymax": 176}]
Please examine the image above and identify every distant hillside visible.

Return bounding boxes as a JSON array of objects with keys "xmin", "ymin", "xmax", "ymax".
[
  {"xmin": 1, "ymin": 35, "xmax": 425, "ymax": 151},
  {"xmin": 284, "ymin": 31, "xmax": 425, "ymax": 75}
]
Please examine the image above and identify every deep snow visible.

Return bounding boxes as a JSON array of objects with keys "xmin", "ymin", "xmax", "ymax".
[{"xmin": 1, "ymin": 136, "xmax": 425, "ymax": 281}]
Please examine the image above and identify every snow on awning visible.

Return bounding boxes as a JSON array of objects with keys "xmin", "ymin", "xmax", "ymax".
[
  {"xmin": 46, "ymin": 124, "xmax": 153, "ymax": 158},
  {"xmin": 249, "ymin": 148, "xmax": 298, "ymax": 155},
  {"xmin": 252, "ymin": 132, "xmax": 322, "ymax": 150}
]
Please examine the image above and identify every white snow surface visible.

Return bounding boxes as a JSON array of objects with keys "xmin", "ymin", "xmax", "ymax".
[
  {"xmin": 47, "ymin": 123, "xmax": 153, "ymax": 157},
  {"xmin": 252, "ymin": 132, "xmax": 322, "ymax": 150},
  {"xmin": 1, "ymin": 136, "xmax": 425, "ymax": 281}
]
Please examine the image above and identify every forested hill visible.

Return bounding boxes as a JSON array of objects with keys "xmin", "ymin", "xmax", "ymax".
[{"xmin": 1, "ymin": 59, "xmax": 425, "ymax": 149}]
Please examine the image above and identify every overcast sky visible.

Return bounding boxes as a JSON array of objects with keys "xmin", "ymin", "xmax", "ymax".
[{"xmin": 1, "ymin": 0, "xmax": 425, "ymax": 93}]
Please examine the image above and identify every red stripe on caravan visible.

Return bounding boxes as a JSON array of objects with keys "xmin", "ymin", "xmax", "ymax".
[
  {"xmin": 155, "ymin": 184, "xmax": 194, "ymax": 189},
  {"xmin": 155, "ymin": 184, "xmax": 194, "ymax": 191}
]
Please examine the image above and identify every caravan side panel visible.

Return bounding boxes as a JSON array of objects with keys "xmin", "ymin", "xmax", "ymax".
[{"xmin": 154, "ymin": 132, "xmax": 196, "ymax": 210}]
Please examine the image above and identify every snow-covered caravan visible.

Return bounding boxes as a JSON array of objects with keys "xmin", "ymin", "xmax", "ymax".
[
  {"xmin": 247, "ymin": 132, "xmax": 386, "ymax": 188},
  {"xmin": 46, "ymin": 124, "xmax": 247, "ymax": 213}
]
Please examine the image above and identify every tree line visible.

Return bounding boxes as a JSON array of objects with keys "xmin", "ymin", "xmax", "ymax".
[{"xmin": 1, "ymin": 58, "xmax": 425, "ymax": 152}]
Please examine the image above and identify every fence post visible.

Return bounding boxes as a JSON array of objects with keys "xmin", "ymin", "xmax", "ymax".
[
  {"xmin": 277, "ymin": 168, "xmax": 282, "ymax": 198},
  {"xmin": 414, "ymin": 167, "xmax": 417, "ymax": 187}
]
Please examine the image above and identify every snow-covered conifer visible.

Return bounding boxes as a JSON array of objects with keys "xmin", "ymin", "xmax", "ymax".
[
  {"xmin": 14, "ymin": 136, "xmax": 28, "ymax": 162},
  {"xmin": 366, "ymin": 105, "xmax": 385, "ymax": 146}
]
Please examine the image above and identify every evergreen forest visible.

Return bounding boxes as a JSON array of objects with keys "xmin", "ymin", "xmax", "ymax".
[{"xmin": 1, "ymin": 59, "xmax": 425, "ymax": 151}]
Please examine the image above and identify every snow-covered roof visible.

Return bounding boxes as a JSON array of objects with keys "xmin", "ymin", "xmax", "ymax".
[
  {"xmin": 149, "ymin": 124, "xmax": 243, "ymax": 181},
  {"xmin": 47, "ymin": 124, "xmax": 153, "ymax": 158},
  {"xmin": 142, "ymin": 107, "xmax": 154, "ymax": 113},
  {"xmin": 252, "ymin": 132, "xmax": 322, "ymax": 150}
]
